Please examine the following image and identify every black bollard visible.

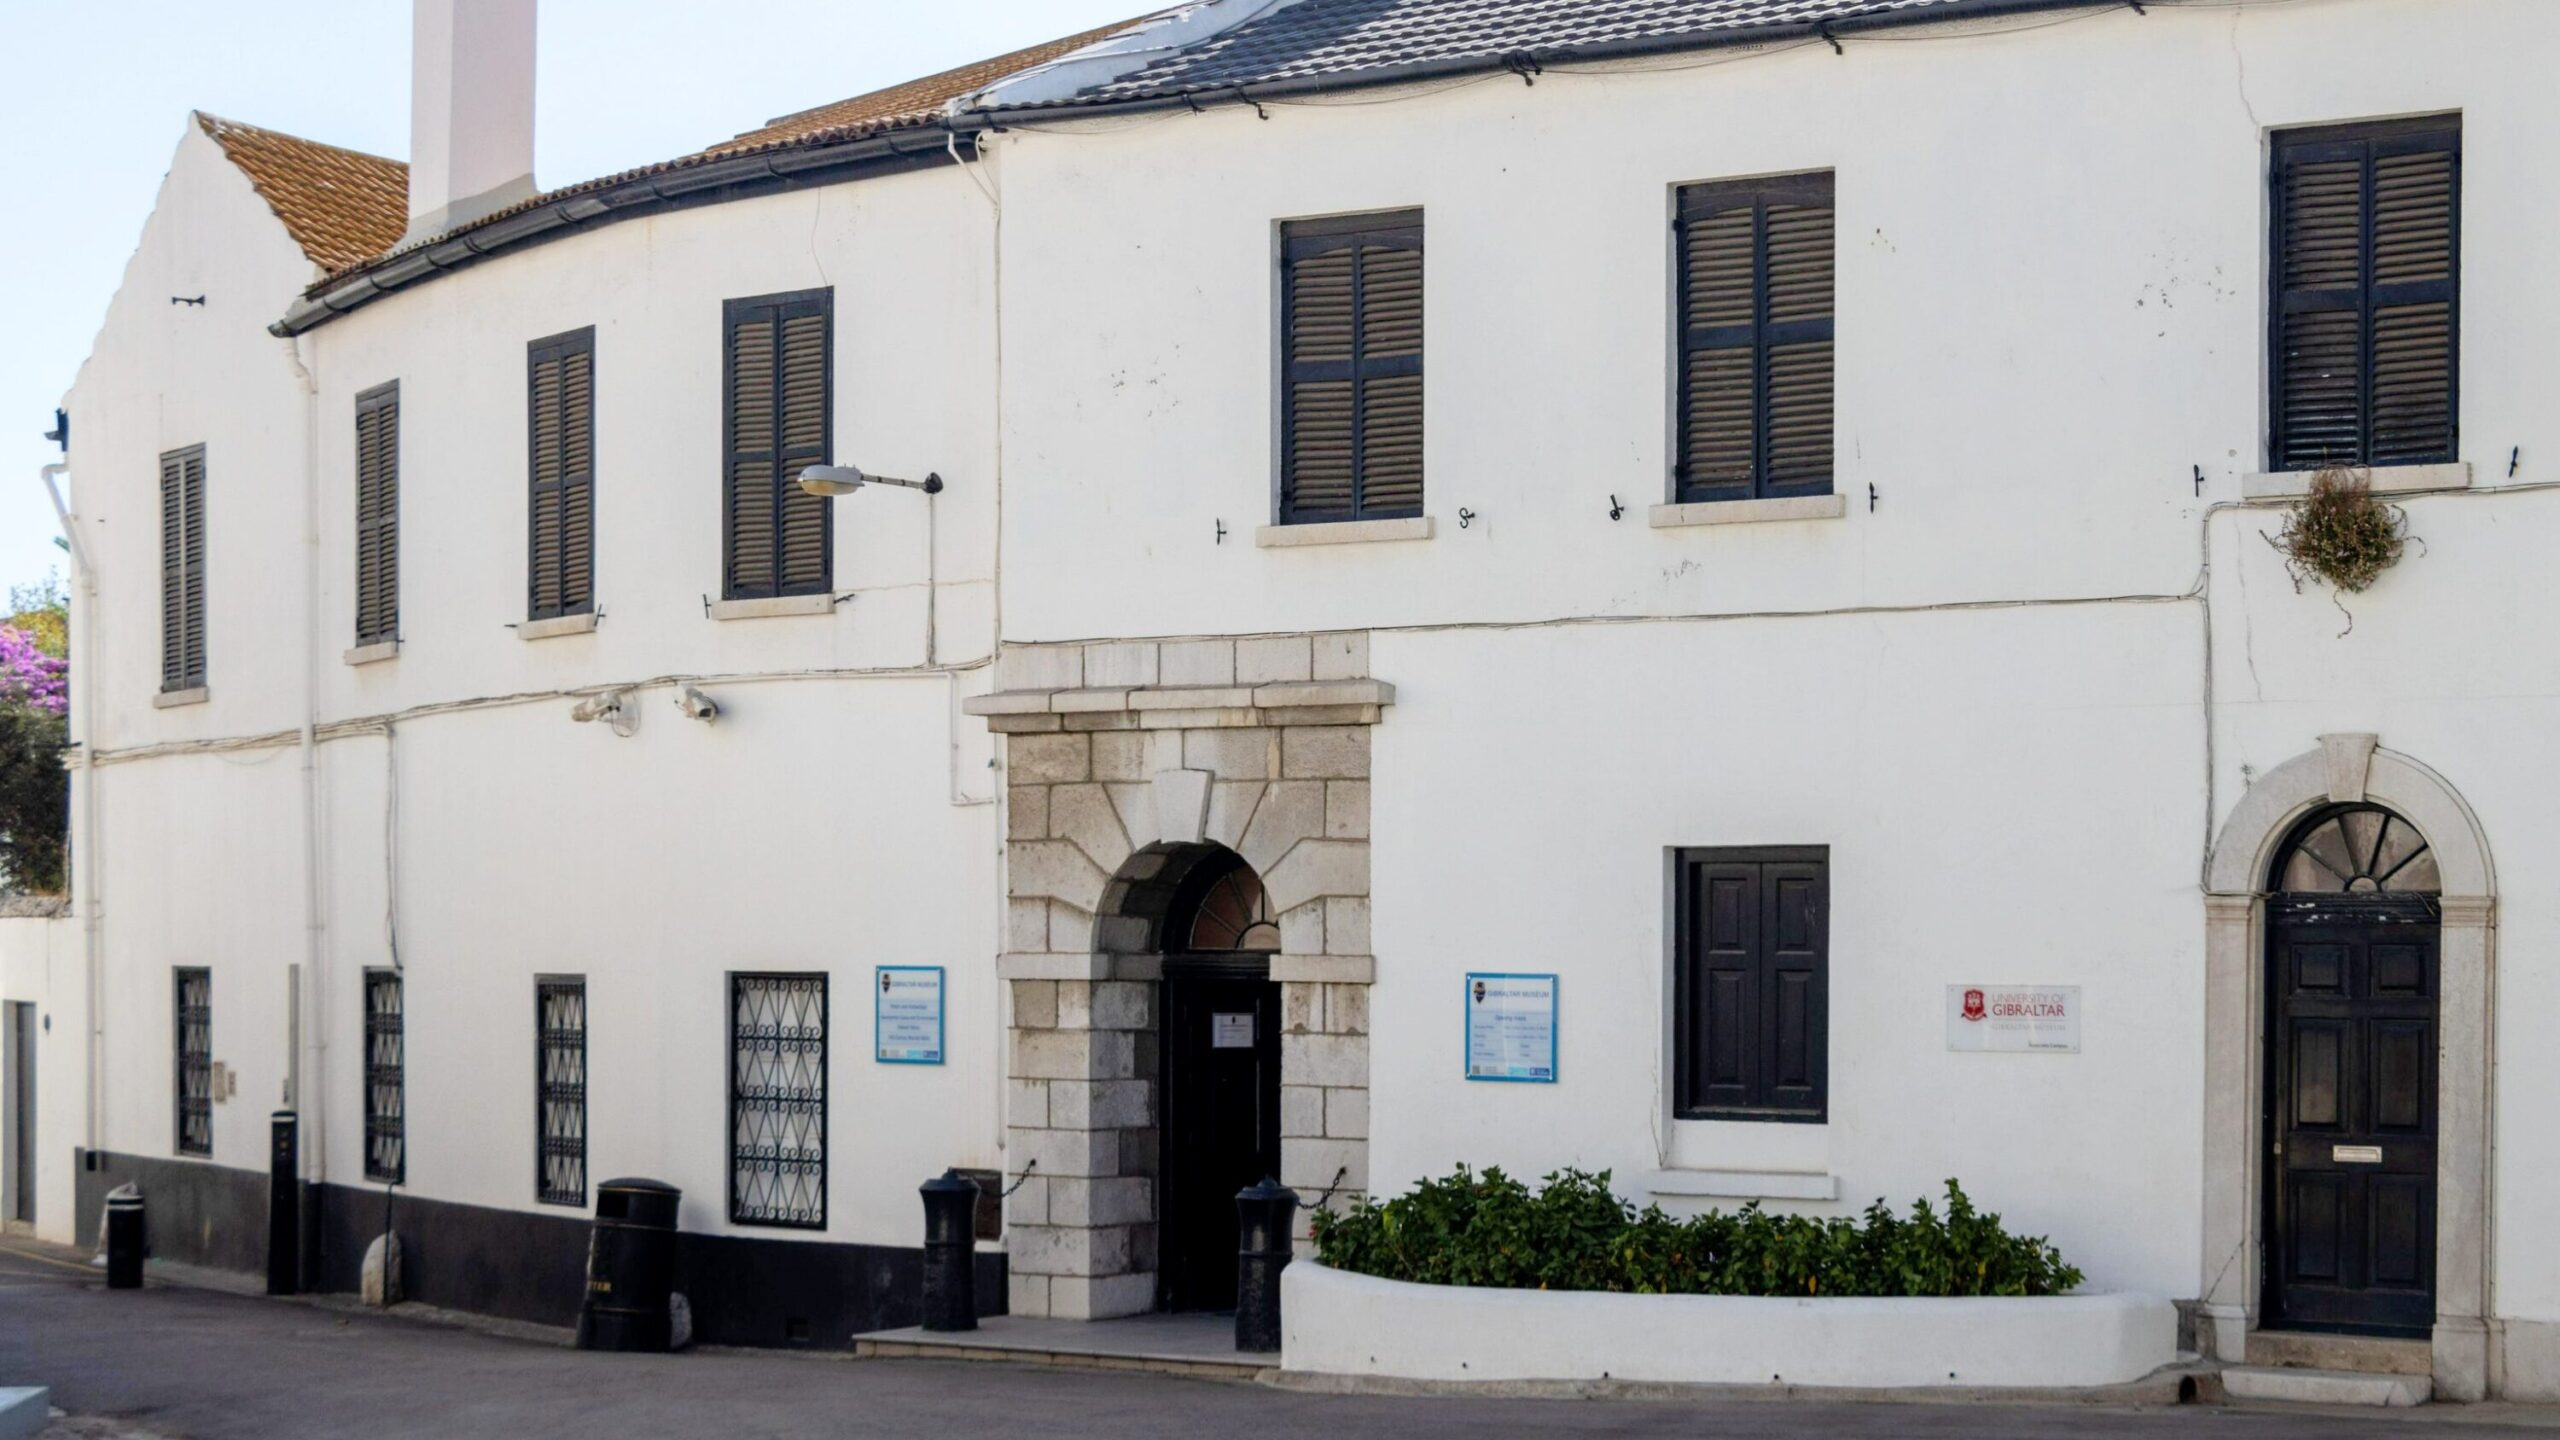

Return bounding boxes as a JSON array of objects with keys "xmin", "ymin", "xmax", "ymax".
[
  {"xmin": 1234, "ymin": 1177, "xmax": 1299, "ymax": 1353},
  {"xmin": 577, "ymin": 1178, "xmax": 681, "ymax": 1352},
  {"xmin": 104, "ymin": 1186, "xmax": 145, "ymax": 1290},
  {"xmin": 267, "ymin": 1111, "xmax": 300, "ymax": 1295},
  {"xmin": 919, "ymin": 1170, "xmax": 980, "ymax": 1332}
]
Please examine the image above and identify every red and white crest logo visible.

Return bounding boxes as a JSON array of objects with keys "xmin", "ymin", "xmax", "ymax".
[{"xmin": 1961, "ymin": 989, "xmax": 1987, "ymax": 1022}]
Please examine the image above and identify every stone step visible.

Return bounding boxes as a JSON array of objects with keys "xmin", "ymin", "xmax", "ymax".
[
  {"xmin": 2222, "ymin": 1366, "xmax": 2431, "ymax": 1408},
  {"xmin": 0, "ymin": 1386, "xmax": 51, "ymax": 1440},
  {"xmin": 2245, "ymin": 1329, "xmax": 2432, "ymax": 1376}
]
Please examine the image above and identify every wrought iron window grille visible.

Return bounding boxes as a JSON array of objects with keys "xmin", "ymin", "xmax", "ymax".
[
  {"xmin": 537, "ymin": 979, "xmax": 588, "ymax": 1207},
  {"xmin": 364, "ymin": 969, "xmax": 405, "ymax": 1184},
  {"xmin": 174, "ymin": 968, "xmax": 212, "ymax": 1157},
  {"xmin": 729, "ymin": 973, "xmax": 827, "ymax": 1229}
]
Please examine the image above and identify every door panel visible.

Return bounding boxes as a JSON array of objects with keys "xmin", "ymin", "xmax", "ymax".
[
  {"xmin": 1159, "ymin": 965, "xmax": 1279, "ymax": 1312},
  {"xmin": 2264, "ymin": 908, "xmax": 2438, "ymax": 1336}
]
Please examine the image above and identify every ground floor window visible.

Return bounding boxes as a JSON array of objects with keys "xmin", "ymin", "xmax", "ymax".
[
  {"xmin": 1672, "ymin": 847, "xmax": 1829, "ymax": 1122},
  {"xmin": 729, "ymin": 973, "xmax": 826, "ymax": 1228},
  {"xmin": 364, "ymin": 969, "xmax": 405, "ymax": 1183},
  {"xmin": 174, "ymin": 968, "xmax": 211, "ymax": 1157},
  {"xmin": 537, "ymin": 978, "xmax": 587, "ymax": 1207}
]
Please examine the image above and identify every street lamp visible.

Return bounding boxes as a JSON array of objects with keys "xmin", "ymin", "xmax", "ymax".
[{"xmin": 797, "ymin": 464, "xmax": 943, "ymax": 497}]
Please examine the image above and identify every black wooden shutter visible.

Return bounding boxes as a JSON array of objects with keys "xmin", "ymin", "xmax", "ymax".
[
  {"xmin": 528, "ymin": 329, "xmax": 596, "ymax": 620},
  {"xmin": 354, "ymin": 384, "xmax": 400, "ymax": 646},
  {"xmin": 158, "ymin": 446, "xmax": 206, "ymax": 690},
  {"xmin": 722, "ymin": 291, "xmax": 832, "ymax": 599},
  {"xmin": 2272, "ymin": 117, "xmax": 2459, "ymax": 471},
  {"xmin": 1281, "ymin": 212, "xmax": 1423, "ymax": 523},
  {"xmin": 1675, "ymin": 173, "xmax": 1835, "ymax": 504},
  {"xmin": 1675, "ymin": 848, "xmax": 1828, "ymax": 1121}
]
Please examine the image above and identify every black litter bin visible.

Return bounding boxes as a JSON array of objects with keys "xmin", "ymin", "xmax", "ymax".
[
  {"xmin": 104, "ymin": 1185, "xmax": 145, "ymax": 1290},
  {"xmin": 577, "ymin": 1178, "xmax": 681, "ymax": 1352}
]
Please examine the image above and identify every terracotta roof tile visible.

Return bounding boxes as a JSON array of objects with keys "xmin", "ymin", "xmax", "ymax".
[
  {"xmin": 703, "ymin": 14, "xmax": 1154, "ymax": 156},
  {"xmin": 197, "ymin": 113, "xmax": 409, "ymax": 273}
]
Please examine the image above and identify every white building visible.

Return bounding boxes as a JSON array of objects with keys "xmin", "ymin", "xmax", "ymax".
[{"xmin": 11, "ymin": 0, "xmax": 2560, "ymax": 1399}]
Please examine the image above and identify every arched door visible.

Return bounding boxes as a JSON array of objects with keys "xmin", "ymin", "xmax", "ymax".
[
  {"xmin": 1157, "ymin": 852, "xmax": 1282, "ymax": 1313},
  {"xmin": 2262, "ymin": 804, "xmax": 2440, "ymax": 1336}
]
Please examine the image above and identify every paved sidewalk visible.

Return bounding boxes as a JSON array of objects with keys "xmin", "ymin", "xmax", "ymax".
[{"xmin": 5, "ymin": 1242, "xmax": 2559, "ymax": 1438}]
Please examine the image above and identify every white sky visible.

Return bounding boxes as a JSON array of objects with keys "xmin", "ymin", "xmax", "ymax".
[{"xmin": 0, "ymin": 0, "xmax": 1144, "ymax": 606}]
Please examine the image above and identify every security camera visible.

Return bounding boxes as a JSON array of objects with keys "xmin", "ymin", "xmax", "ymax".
[
  {"xmin": 569, "ymin": 690, "xmax": 637, "ymax": 737},
  {"xmin": 674, "ymin": 686, "xmax": 720, "ymax": 723}
]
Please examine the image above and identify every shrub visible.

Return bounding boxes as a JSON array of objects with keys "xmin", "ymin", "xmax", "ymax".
[
  {"xmin": 2270, "ymin": 466, "xmax": 2408, "ymax": 595},
  {"xmin": 1311, "ymin": 1167, "xmax": 2083, "ymax": 1298},
  {"xmin": 0, "ymin": 700, "xmax": 69, "ymax": 894}
]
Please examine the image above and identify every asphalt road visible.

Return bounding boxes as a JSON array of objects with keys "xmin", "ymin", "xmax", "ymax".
[{"xmin": 2, "ymin": 1243, "xmax": 2554, "ymax": 1439}]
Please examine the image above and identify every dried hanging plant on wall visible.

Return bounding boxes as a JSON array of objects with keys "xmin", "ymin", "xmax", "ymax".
[{"xmin": 2268, "ymin": 466, "xmax": 2412, "ymax": 607}]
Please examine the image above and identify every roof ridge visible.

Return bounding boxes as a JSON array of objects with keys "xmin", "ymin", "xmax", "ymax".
[{"xmin": 194, "ymin": 111, "xmax": 406, "ymax": 170}]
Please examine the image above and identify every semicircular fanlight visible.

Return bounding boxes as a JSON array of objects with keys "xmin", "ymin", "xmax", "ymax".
[
  {"xmin": 1186, "ymin": 864, "xmax": 1281, "ymax": 952},
  {"xmin": 2276, "ymin": 806, "xmax": 2439, "ymax": 895}
]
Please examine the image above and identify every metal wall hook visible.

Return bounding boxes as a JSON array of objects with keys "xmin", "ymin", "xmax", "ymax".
[
  {"xmin": 1867, "ymin": 484, "xmax": 1879, "ymax": 513},
  {"xmin": 1608, "ymin": 495, "xmax": 1624, "ymax": 521},
  {"xmin": 1457, "ymin": 507, "xmax": 1476, "ymax": 529},
  {"xmin": 1216, "ymin": 520, "xmax": 1228, "ymax": 545}
]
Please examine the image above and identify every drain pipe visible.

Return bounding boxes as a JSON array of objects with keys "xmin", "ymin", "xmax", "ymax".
[
  {"xmin": 40, "ymin": 460, "xmax": 104, "ymax": 1166},
  {"xmin": 279, "ymin": 333, "xmax": 327, "ymax": 1187}
]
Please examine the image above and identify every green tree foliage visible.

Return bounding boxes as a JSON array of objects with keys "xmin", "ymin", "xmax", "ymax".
[{"xmin": 1312, "ymin": 1166, "xmax": 2084, "ymax": 1298}]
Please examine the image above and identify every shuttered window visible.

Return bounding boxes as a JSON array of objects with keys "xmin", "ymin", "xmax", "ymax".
[
  {"xmin": 1674, "ymin": 174, "xmax": 1835, "ymax": 504},
  {"xmin": 527, "ymin": 330, "xmax": 596, "ymax": 620},
  {"xmin": 158, "ymin": 446, "xmax": 207, "ymax": 691},
  {"xmin": 1280, "ymin": 211, "xmax": 1424, "ymax": 523},
  {"xmin": 354, "ymin": 384, "xmax": 400, "ymax": 647},
  {"xmin": 1674, "ymin": 848, "xmax": 1828, "ymax": 1122},
  {"xmin": 2271, "ymin": 117, "xmax": 2460, "ymax": 472},
  {"xmin": 722, "ymin": 291, "xmax": 832, "ymax": 599},
  {"xmin": 174, "ymin": 968, "xmax": 211, "ymax": 1157}
]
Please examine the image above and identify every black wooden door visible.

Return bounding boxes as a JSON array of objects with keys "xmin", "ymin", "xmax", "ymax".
[
  {"xmin": 2263, "ymin": 897, "xmax": 2438, "ymax": 1336},
  {"xmin": 1159, "ymin": 961, "xmax": 1280, "ymax": 1312}
]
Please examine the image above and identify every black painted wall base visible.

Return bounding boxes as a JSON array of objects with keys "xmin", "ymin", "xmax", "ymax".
[{"xmin": 73, "ymin": 1149, "xmax": 1006, "ymax": 1348}]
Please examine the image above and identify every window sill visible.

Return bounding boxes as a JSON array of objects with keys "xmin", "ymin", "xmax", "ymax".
[
  {"xmin": 343, "ymin": 641, "xmax": 399, "ymax": 667},
  {"xmin": 709, "ymin": 594, "xmax": 835, "ymax": 621},
  {"xmin": 152, "ymin": 686, "xmax": 209, "ymax": 710},
  {"xmin": 518, "ymin": 612, "xmax": 598, "ymax": 641},
  {"xmin": 1640, "ymin": 1168, "xmax": 1838, "ymax": 1203},
  {"xmin": 1650, "ymin": 494, "xmax": 1847, "ymax": 528},
  {"xmin": 2242, "ymin": 461, "xmax": 2471, "ymax": 500},
  {"xmin": 1256, "ymin": 516, "xmax": 1434, "ymax": 548}
]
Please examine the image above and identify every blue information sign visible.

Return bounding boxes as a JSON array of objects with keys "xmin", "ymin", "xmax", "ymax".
[
  {"xmin": 875, "ymin": 966, "xmax": 945, "ymax": 1065},
  {"xmin": 1464, "ymin": 972, "xmax": 1557, "ymax": 1083}
]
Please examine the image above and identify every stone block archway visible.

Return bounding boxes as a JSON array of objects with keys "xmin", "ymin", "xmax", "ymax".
[{"xmin": 966, "ymin": 633, "xmax": 1383, "ymax": 1319}]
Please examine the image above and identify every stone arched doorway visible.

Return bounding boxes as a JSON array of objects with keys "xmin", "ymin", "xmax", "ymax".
[
  {"xmin": 967, "ymin": 635, "xmax": 1386, "ymax": 1320},
  {"xmin": 2200, "ymin": 735, "xmax": 2495, "ymax": 1397}
]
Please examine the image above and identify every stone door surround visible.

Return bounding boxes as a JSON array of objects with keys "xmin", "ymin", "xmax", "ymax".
[
  {"xmin": 965, "ymin": 633, "xmax": 1381, "ymax": 1320},
  {"xmin": 2201, "ymin": 735, "xmax": 2496, "ymax": 1398}
]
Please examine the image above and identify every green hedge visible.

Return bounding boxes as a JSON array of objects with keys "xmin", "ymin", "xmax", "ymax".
[{"xmin": 1310, "ymin": 1167, "xmax": 2083, "ymax": 1298}]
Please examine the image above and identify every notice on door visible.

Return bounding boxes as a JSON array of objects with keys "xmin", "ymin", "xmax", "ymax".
[
  {"xmin": 875, "ymin": 966, "xmax": 945, "ymax": 1065},
  {"xmin": 1466, "ymin": 972, "xmax": 1558, "ymax": 1083},
  {"xmin": 1211, "ymin": 1012, "xmax": 1255, "ymax": 1049},
  {"xmin": 1946, "ymin": 984, "xmax": 2080, "ymax": 1053}
]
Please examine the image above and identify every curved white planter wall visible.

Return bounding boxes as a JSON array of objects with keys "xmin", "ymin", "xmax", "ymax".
[{"xmin": 1282, "ymin": 1262, "xmax": 2178, "ymax": 1389}]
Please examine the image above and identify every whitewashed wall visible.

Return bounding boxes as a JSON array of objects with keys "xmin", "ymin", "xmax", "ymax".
[
  {"xmin": 68, "ymin": 142, "xmax": 1009, "ymax": 1253},
  {"xmin": 0, "ymin": 911, "xmax": 83, "ymax": 1244},
  {"xmin": 982, "ymin": 0, "xmax": 2560, "ymax": 1349}
]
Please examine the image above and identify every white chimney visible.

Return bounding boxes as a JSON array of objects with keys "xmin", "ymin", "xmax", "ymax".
[{"xmin": 402, "ymin": 0, "xmax": 538, "ymax": 245}]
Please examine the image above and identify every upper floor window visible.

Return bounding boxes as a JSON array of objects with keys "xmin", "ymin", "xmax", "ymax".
[
  {"xmin": 1674, "ymin": 173, "xmax": 1835, "ymax": 504},
  {"xmin": 354, "ymin": 383, "xmax": 401, "ymax": 648},
  {"xmin": 1673, "ymin": 847, "xmax": 1828, "ymax": 1123},
  {"xmin": 2270, "ymin": 117, "xmax": 2460, "ymax": 472},
  {"xmin": 721, "ymin": 291, "xmax": 832, "ymax": 600},
  {"xmin": 157, "ymin": 445, "xmax": 207, "ymax": 692},
  {"xmin": 1279, "ymin": 211, "xmax": 1423, "ymax": 524},
  {"xmin": 527, "ymin": 329, "xmax": 596, "ymax": 621}
]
